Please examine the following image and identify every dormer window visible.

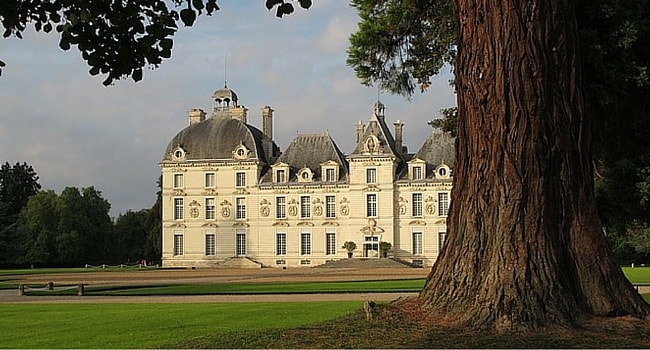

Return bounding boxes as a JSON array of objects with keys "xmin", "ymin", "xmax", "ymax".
[
  {"xmin": 321, "ymin": 161, "xmax": 339, "ymax": 182},
  {"xmin": 172, "ymin": 146, "xmax": 186, "ymax": 161},
  {"xmin": 233, "ymin": 144, "xmax": 250, "ymax": 160},
  {"xmin": 276, "ymin": 169, "xmax": 286, "ymax": 183},
  {"xmin": 272, "ymin": 162, "xmax": 290, "ymax": 183},
  {"xmin": 408, "ymin": 158, "xmax": 426, "ymax": 181},
  {"xmin": 435, "ymin": 163, "xmax": 451, "ymax": 179},
  {"xmin": 297, "ymin": 167, "xmax": 313, "ymax": 182}
]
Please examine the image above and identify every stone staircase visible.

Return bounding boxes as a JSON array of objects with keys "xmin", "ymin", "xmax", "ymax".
[{"xmin": 315, "ymin": 257, "xmax": 414, "ymax": 269}]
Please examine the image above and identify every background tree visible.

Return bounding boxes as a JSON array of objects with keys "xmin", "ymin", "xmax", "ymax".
[
  {"xmin": 143, "ymin": 176, "xmax": 163, "ymax": 264},
  {"xmin": 0, "ymin": 162, "xmax": 40, "ymax": 266},
  {"xmin": 348, "ymin": 0, "xmax": 649, "ymax": 330},
  {"xmin": 113, "ymin": 210, "xmax": 149, "ymax": 264},
  {"xmin": 0, "ymin": 0, "xmax": 312, "ymax": 84}
]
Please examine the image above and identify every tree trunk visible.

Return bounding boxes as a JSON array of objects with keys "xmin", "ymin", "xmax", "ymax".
[{"xmin": 420, "ymin": 0, "xmax": 650, "ymax": 331}]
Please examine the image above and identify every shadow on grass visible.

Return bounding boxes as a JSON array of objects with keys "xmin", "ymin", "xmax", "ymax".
[{"xmin": 173, "ymin": 300, "xmax": 650, "ymax": 349}]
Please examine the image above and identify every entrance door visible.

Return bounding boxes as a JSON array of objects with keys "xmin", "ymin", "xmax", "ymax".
[{"xmin": 363, "ymin": 236, "xmax": 379, "ymax": 257}]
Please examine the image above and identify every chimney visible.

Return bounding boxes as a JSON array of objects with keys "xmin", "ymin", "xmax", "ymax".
[
  {"xmin": 230, "ymin": 106, "xmax": 248, "ymax": 123},
  {"xmin": 356, "ymin": 121, "xmax": 365, "ymax": 143},
  {"xmin": 394, "ymin": 120, "xmax": 404, "ymax": 155},
  {"xmin": 188, "ymin": 108, "xmax": 206, "ymax": 125},
  {"xmin": 262, "ymin": 106, "xmax": 274, "ymax": 139}
]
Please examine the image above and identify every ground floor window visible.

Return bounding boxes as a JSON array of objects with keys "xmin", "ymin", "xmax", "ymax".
[
  {"xmin": 325, "ymin": 232, "xmax": 336, "ymax": 255},
  {"xmin": 276, "ymin": 233, "xmax": 287, "ymax": 256},
  {"xmin": 236, "ymin": 230, "xmax": 246, "ymax": 256},
  {"xmin": 173, "ymin": 232, "xmax": 184, "ymax": 256},
  {"xmin": 412, "ymin": 231, "xmax": 423, "ymax": 255},
  {"xmin": 300, "ymin": 232, "xmax": 311, "ymax": 255},
  {"xmin": 205, "ymin": 233, "xmax": 215, "ymax": 256}
]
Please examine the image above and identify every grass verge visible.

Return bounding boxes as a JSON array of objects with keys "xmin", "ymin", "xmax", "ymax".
[{"xmin": 0, "ymin": 301, "xmax": 360, "ymax": 348}]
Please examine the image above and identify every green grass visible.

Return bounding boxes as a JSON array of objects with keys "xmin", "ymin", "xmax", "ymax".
[
  {"xmin": 0, "ymin": 302, "xmax": 360, "ymax": 348},
  {"xmin": 622, "ymin": 266, "xmax": 650, "ymax": 284}
]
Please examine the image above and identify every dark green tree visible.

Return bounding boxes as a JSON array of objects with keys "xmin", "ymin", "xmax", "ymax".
[
  {"xmin": 0, "ymin": 0, "xmax": 312, "ymax": 84},
  {"xmin": 0, "ymin": 162, "xmax": 41, "ymax": 266},
  {"xmin": 113, "ymin": 209, "xmax": 149, "ymax": 264},
  {"xmin": 18, "ymin": 190, "xmax": 59, "ymax": 266},
  {"xmin": 348, "ymin": 0, "xmax": 650, "ymax": 330},
  {"xmin": 143, "ymin": 176, "xmax": 163, "ymax": 264}
]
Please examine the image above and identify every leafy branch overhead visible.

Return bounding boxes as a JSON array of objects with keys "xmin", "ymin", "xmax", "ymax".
[{"xmin": 0, "ymin": 0, "xmax": 311, "ymax": 85}]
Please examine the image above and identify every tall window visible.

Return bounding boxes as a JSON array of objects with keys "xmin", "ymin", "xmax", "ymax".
[
  {"xmin": 438, "ymin": 192, "xmax": 450, "ymax": 216},
  {"xmin": 236, "ymin": 197, "xmax": 246, "ymax": 219},
  {"xmin": 325, "ymin": 195, "xmax": 336, "ymax": 218},
  {"xmin": 412, "ymin": 231, "xmax": 423, "ymax": 255},
  {"xmin": 325, "ymin": 168, "xmax": 336, "ymax": 182},
  {"xmin": 438, "ymin": 231, "xmax": 447, "ymax": 250},
  {"xmin": 412, "ymin": 193, "xmax": 423, "ymax": 217},
  {"xmin": 173, "ymin": 233, "xmax": 184, "ymax": 256},
  {"xmin": 300, "ymin": 196, "xmax": 311, "ymax": 219},
  {"xmin": 205, "ymin": 198, "xmax": 216, "ymax": 220},
  {"xmin": 326, "ymin": 232, "xmax": 336, "ymax": 255},
  {"xmin": 300, "ymin": 232, "xmax": 311, "ymax": 255},
  {"xmin": 366, "ymin": 168, "xmax": 377, "ymax": 184},
  {"xmin": 205, "ymin": 172, "xmax": 215, "ymax": 188},
  {"xmin": 276, "ymin": 196, "xmax": 286, "ymax": 219},
  {"xmin": 412, "ymin": 166, "xmax": 423, "ymax": 180},
  {"xmin": 236, "ymin": 172, "xmax": 246, "ymax": 187},
  {"xmin": 276, "ymin": 169, "xmax": 286, "ymax": 183},
  {"xmin": 236, "ymin": 230, "xmax": 246, "ymax": 256},
  {"xmin": 174, "ymin": 198, "xmax": 184, "ymax": 220},
  {"xmin": 205, "ymin": 233, "xmax": 216, "ymax": 256},
  {"xmin": 173, "ymin": 173, "xmax": 183, "ymax": 188},
  {"xmin": 366, "ymin": 193, "xmax": 377, "ymax": 217},
  {"xmin": 276, "ymin": 233, "xmax": 287, "ymax": 255}
]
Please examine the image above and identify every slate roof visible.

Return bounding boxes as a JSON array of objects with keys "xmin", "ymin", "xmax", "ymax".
[
  {"xmin": 262, "ymin": 133, "xmax": 348, "ymax": 183},
  {"xmin": 161, "ymin": 116, "xmax": 277, "ymax": 163},
  {"xmin": 400, "ymin": 129, "xmax": 455, "ymax": 179}
]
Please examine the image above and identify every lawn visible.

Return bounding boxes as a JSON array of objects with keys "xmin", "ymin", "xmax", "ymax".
[{"xmin": 0, "ymin": 302, "xmax": 361, "ymax": 348}]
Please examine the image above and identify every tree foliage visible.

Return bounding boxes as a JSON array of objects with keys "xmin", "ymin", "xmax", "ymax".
[
  {"xmin": 347, "ymin": 0, "xmax": 456, "ymax": 97},
  {"xmin": 0, "ymin": 0, "xmax": 312, "ymax": 84}
]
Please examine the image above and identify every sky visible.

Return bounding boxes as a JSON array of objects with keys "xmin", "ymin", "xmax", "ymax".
[{"xmin": 0, "ymin": 1, "xmax": 455, "ymax": 218}]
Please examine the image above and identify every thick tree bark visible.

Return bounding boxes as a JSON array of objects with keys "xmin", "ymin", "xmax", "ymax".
[{"xmin": 420, "ymin": 0, "xmax": 650, "ymax": 331}]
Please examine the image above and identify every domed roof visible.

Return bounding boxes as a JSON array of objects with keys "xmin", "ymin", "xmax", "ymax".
[
  {"xmin": 212, "ymin": 84, "xmax": 238, "ymax": 105},
  {"xmin": 161, "ymin": 117, "xmax": 270, "ymax": 162}
]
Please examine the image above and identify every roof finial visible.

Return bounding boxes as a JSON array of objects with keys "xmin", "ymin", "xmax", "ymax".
[{"xmin": 224, "ymin": 54, "xmax": 228, "ymax": 88}]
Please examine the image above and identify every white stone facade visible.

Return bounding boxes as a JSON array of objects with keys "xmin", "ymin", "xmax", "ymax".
[{"xmin": 160, "ymin": 86, "xmax": 454, "ymax": 268}]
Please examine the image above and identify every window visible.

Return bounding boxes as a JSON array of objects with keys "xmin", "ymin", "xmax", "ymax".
[
  {"xmin": 236, "ymin": 172, "xmax": 246, "ymax": 187},
  {"xmin": 366, "ymin": 168, "xmax": 377, "ymax": 184},
  {"xmin": 412, "ymin": 231, "xmax": 423, "ymax": 255},
  {"xmin": 276, "ymin": 196, "xmax": 286, "ymax": 219},
  {"xmin": 236, "ymin": 197, "xmax": 246, "ymax": 219},
  {"xmin": 412, "ymin": 193, "xmax": 423, "ymax": 217},
  {"xmin": 205, "ymin": 198, "xmax": 216, "ymax": 220},
  {"xmin": 438, "ymin": 192, "xmax": 450, "ymax": 216},
  {"xmin": 205, "ymin": 172, "xmax": 215, "ymax": 187},
  {"xmin": 301, "ymin": 232, "xmax": 312, "ymax": 255},
  {"xmin": 173, "ymin": 173, "xmax": 183, "ymax": 188},
  {"xmin": 439, "ymin": 231, "xmax": 447, "ymax": 250},
  {"xmin": 276, "ymin": 169, "xmax": 286, "ymax": 183},
  {"xmin": 236, "ymin": 230, "xmax": 246, "ymax": 256},
  {"xmin": 326, "ymin": 232, "xmax": 336, "ymax": 255},
  {"xmin": 174, "ymin": 198, "xmax": 184, "ymax": 220},
  {"xmin": 412, "ymin": 166, "xmax": 423, "ymax": 180},
  {"xmin": 325, "ymin": 168, "xmax": 336, "ymax": 182},
  {"xmin": 300, "ymin": 196, "xmax": 311, "ymax": 219},
  {"xmin": 205, "ymin": 233, "xmax": 215, "ymax": 256},
  {"xmin": 366, "ymin": 193, "xmax": 377, "ymax": 217},
  {"xmin": 173, "ymin": 233, "xmax": 184, "ymax": 256},
  {"xmin": 325, "ymin": 195, "xmax": 336, "ymax": 218},
  {"xmin": 276, "ymin": 233, "xmax": 287, "ymax": 255}
]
